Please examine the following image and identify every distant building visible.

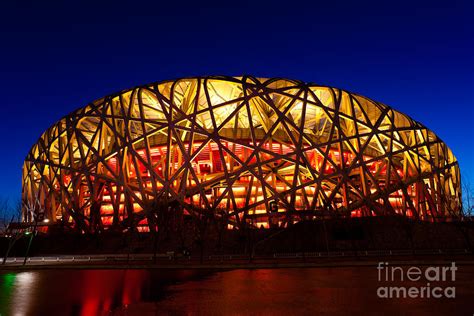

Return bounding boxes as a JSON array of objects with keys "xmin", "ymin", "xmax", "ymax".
[{"xmin": 22, "ymin": 76, "xmax": 461, "ymax": 232}]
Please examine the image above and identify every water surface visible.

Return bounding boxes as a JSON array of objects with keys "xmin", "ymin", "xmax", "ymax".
[{"xmin": 1, "ymin": 266, "xmax": 473, "ymax": 315}]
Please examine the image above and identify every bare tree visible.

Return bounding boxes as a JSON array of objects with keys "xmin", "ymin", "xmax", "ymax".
[
  {"xmin": 0, "ymin": 198, "xmax": 23, "ymax": 231},
  {"xmin": 462, "ymin": 176, "xmax": 474, "ymax": 218},
  {"xmin": 0, "ymin": 197, "xmax": 8, "ymax": 234},
  {"xmin": 450, "ymin": 175, "xmax": 474, "ymax": 254}
]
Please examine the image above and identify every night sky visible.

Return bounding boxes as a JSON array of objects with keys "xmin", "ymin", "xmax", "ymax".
[{"xmin": 0, "ymin": 0, "xmax": 472, "ymax": 207}]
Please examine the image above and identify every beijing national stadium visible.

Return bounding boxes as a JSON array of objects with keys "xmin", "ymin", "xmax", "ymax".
[{"xmin": 21, "ymin": 76, "xmax": 461, "ymax": 233}]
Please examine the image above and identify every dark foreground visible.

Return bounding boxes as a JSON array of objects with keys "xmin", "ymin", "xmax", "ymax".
[
  {"xmin": 1, "ymin": 264, "xmax": 473, "ymax": 315},
  {"xmin": 4, "ymin": 217, "xmax": 474, "ymax": 258}
]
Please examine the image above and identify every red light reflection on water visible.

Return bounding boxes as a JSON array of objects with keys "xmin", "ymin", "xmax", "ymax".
[
  {"xmin": 0, "ymin": 270, "xmax": 151, "ymax": 315},
  {"xmin": 76, "ymin": 270, "xmax": 148, "ymax": 315}
]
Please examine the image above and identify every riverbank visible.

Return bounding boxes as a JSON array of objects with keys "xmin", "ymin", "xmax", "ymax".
[{"xmin": 2, "ymin": 251, "xmax": 473, "ymax": 271}]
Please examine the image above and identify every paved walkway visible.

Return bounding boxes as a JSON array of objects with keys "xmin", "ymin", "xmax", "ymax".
[{"xmin": 1, "ymin": 250, "xmax": 473, "ymax": 270}]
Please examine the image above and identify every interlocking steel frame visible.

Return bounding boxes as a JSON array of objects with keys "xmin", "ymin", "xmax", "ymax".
[{"xmin": 22, "ymin": 76, "xmax": 461, "ymax": 231}]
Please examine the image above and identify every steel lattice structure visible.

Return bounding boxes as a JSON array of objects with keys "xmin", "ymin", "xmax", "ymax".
[{"xmin": 22, "ymin": 76, "xmax": 461, "ymax": 231}]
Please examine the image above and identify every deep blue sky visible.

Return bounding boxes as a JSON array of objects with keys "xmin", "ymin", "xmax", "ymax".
[{"xmin": 0, "ymin": 0, "xmax": 472, "ymax": 205}]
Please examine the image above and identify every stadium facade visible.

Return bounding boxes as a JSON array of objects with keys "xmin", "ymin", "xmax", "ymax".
[{"xmin": 22, "ymin": 76, "xmax": 461, "ymax": 232}]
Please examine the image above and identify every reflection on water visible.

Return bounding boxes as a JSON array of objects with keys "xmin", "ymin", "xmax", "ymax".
[
  {"xmin": 0, "ymin": 269, "xmax": 205, "ymax": 316},
  {"xmin": 12, "ymin": 272, "xmax": 38, "ymax": 316},
  {"xmin": 0, "ymin": 266, "xmax": 473, "ymax": 315}
]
